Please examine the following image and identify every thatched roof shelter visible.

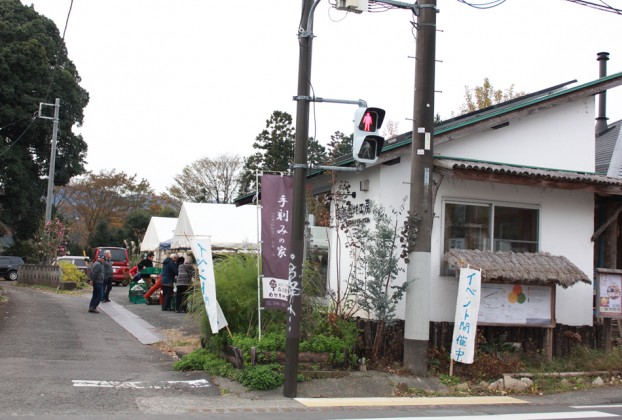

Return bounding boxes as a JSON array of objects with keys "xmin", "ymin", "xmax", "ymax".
[{"xmin": 442, "ymin": 250, "xmax": 590, "ymax": 288}]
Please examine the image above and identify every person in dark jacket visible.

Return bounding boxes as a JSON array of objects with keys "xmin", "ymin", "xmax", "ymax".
[
  {"xmin": 137, "ymin": 251, "xmax": 156, "ymax": 286},
  {"xmin": 101, "ymin": 250, "xmax": 114, "ymax": 302},
  {"xmin": 160, "ymin": 253, "xmax": 178, "ymax": 311},
  {"xmin": 175, "ymin": 256, "xmax": 195, "ymax": 313},
  {"xmin": 88, "ymin": 255, "xmax": 105, "ymax": 313}
]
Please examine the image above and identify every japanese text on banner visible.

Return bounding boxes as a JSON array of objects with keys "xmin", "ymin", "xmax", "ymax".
[
  {"xmin": 450, "ymin": 267, "xmax": 482, "ymax": 364},
  {"xmin": 190, "ymin": 237, "xmax": 222, "ymax": 334},
  {"xmin": 260, "ymin": 175, "xmax": 293, "ymax": 311}
]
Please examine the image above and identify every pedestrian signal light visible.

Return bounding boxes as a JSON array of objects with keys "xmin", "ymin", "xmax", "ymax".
[
  {"xmin": 353, "ymin": 106, "xmax": 385, "ymax": 164},
  {"xmin": 358, "ymin": 110, "xmax": 381, "ymax": 132}
]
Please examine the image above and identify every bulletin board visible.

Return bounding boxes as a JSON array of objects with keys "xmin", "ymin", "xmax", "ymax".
[
  {"xmin": 596, "ymin": 269, "xmax": 622, "ymax": 319},
  {"xmin": 477, "ymin": 283, "xmax": 555, "ymax": 327}
]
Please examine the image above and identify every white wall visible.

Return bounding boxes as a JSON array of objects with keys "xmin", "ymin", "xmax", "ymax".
[
  {"xmin": 322, "ymin": 98, "xmax": 599, "ymax": 326},
  {"xmin": 438, "ymin": 99, "xmax": 596, "ymax": 173},
  {"xmin": 326, "ymin": 150, "xmax": 595, "ymax": 326},
  {"xmin": 430, "ymin": 175, "xmax": 594, "ymax": 326}
]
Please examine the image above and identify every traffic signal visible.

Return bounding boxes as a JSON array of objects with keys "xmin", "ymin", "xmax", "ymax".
[{"xmin": 353, "ymin": 107, "xmax": 385, "ymax": 164}]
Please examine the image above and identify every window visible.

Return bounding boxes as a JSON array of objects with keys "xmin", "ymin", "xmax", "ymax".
[{"xmin": 443, "ymin": 201, "xmax": 539, "ymax": 274}]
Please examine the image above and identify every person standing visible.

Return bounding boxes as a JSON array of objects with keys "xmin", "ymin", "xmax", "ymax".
[
  {"xmin": 161, "ymin": 253, "xmax": 178, "ymax": 311},
  {"xmin": 88, "ymin": 255, "xmax": 105, "ymax": 313},
  {"xmin": 175, "ymin": 256, "xmax": 195, "ymax": 313},
  {"xmin": 137, "ymin": 251, "xmax": 155, "ymax": 285},
  {"xmin": 102, "ymin": 250, "xmax": 113, "ymax": 302}
]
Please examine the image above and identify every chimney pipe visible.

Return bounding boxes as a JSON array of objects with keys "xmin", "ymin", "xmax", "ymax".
[{"xmin": 596, "ymin": 51, "xmax": 610, "ymax": 135}]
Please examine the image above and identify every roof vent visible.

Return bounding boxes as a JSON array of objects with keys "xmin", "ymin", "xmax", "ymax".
[{"xmin": 595, "ymin": 52, "xmax": 610, "ymax": 135}]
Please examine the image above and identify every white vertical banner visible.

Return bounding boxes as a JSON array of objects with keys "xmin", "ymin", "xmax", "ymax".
[
  {"xmin": 450, "ymin": 267, "xmax": 482, "ymax": 364},
  {"xmin": 190, "ymin": 236, "xmax": 221, "ymax": 334}
]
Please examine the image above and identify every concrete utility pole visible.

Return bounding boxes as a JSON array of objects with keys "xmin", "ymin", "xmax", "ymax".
[
  {"xmin": 284, "ymin": 0, "xmax": 317, "ymax": 398},
  {"xmin": 403, "ymin": 1, "xmax": 438, "ymax": 376},
  {"xmin": 40, "ymin": 98, "xmax": 61, "ymax": 224}
]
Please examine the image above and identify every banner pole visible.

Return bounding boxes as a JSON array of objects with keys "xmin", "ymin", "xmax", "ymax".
[{"xmin": 256, "ymin": 170, "xmax": 262, "ymax": 341}]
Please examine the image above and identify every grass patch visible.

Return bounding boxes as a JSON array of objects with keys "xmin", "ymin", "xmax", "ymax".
[
  {"xmin": 173, "ymin": 347, "xmax": 305, "ymax": 391},
  {"xmin": 524, "ymin": 346, "xmax": 622, "ymax": 373},
  {"xmin": 429, "ymin": 344, "xmax": 622, "ymax": 395}
]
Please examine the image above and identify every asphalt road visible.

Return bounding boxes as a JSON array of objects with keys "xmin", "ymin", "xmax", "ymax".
[
  {"xmin": 2, "ymin": 280, "xmax": 622, "ymax": 420},
  {"xmin": 0, "ymin": 281, "xmax": 216, "ymax": 417}
]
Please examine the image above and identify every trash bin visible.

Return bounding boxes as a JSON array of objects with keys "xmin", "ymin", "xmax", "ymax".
[{"xmin": 128, "ymin": 279, "xmax": 149, "ymax": 304}]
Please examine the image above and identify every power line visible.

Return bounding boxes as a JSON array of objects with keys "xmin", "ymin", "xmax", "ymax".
[
  {"xmin": 563, "ymin": 0, "xmax": 622, "ymax": 14},
  {"xmin": 41, "ymin": 0, "xmax": 75, "ymax": 104},
  {"xmin": 1, "ymin": 1, "xmax": 74, "ymax": 157},
  {"xmin": 0, "ymin": 114, "xmax": 38, "ymax": 157},
  {"xmin": 457, "ymin": 0, "xmax": 507, "ymax": 9}
]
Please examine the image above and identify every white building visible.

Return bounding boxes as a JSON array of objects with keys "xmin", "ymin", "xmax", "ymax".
[{"xmin": 307, "ymin": 73, "xmax": 622, "ymax": 331}]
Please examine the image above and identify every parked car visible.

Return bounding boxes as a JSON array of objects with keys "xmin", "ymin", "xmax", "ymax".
[
  {"xmin": 53, "ymin": 256, "xmax": 91, "ymax": 276},
  {"xmin": 0, "ymin": 256, "xmax": 25, "ymax": 281},
  {"xmin": 92, "ymin": 247, "xmax": 130, "ymax": 286}
]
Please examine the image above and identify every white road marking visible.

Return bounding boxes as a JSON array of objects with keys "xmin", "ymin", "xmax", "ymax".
[
  {"xmin": 326, "ymin": 411, "xmax": 618, "ymax": 420},
  {"xmin": 296, "ymin": 396, "xmax": 528, "ymax": 407},
  {"xmin": 572, "ymin": 405, "xmax": 622, "ymax": 409},
  {"xmin": 72, "ymin": 379, "xmax": 211, "ymax": 389},
  {"xmin": 97, "ymin": 300, "xmax": 164, "ymax": 344}
]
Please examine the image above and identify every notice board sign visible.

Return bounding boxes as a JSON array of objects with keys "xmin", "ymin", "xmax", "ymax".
[
  {"xmin": 478, "ymin": 283, "xmax": 555, "ymax": 327},
  {"xmin": 596, "ymin": 269, "xmax": 622, "ymax": 318}
]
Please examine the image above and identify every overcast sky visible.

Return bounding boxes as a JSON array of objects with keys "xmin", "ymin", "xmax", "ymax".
[{"xmin": 22, "ymin": 0, "xmax": 622, "ymax": 193}]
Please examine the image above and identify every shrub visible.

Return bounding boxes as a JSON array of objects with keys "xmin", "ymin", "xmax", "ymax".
[
  {"xmin": 236, "ymin": 364, "xmax": 284, "ymax": 390},
  {"xmin": 173, "ymin": 348, "xmax": 236, "ymax": 378},
  {"xmin": 57, "ymin": 262, "xmax": 88, "ymax": 287},
  {"xmin": 187, "ymin": 254, "xmax": 288, "ymax": 340},
  {"xmin": 428, "ymin": 346, "xmax": 524, "ymax": 382},
  {"xmin": 173, "ymin": 348, "xmax": 212, "ymax": 371}
]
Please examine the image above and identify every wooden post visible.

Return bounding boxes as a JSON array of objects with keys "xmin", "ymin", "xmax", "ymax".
[
  {"xmin": 603, "ymin": 318, "xmax": 612, "ymax": 352},
  {"xmin": 544, "ymin": 328, "xmax": 553, "ymax": 361}
]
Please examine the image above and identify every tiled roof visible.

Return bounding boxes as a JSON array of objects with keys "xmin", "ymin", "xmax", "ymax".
[
  {"xmin": 596, "ymin": 119, "xmax": 622, "ymax": 176},
  {"xmin": 435, "ymin": 158, "xmax": 622, "ymax": 190}
]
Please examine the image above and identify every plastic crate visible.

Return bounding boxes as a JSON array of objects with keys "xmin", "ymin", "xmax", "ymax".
[
  {"xmin": 141, "ymin": 267, "xmax": 162, "ymax": 275},
  {"xmin": 128, "ymin": 280, "xmax": 149, "ymax": 304}
]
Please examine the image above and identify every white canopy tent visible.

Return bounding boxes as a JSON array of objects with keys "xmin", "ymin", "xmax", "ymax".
[
  {"xmin": 140, "ymin": 217, "xmax": 178, "ymax": 252},
  {"xmin": 171, "ymin": 203, "xmax": 258, "ymax": 250}
]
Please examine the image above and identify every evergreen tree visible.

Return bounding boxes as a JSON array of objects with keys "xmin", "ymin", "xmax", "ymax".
[{"xmin": 0, "ymin": 1, "xmax": 89, "ymax": 240}]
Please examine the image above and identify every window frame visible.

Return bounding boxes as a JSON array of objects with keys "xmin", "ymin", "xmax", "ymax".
[{"xmin": 441, "ymin": 198, "xmax": 540, "ymax": 274}]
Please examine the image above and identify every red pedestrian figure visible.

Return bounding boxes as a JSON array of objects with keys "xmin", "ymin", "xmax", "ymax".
[{"xmin": 362, "ymin": 112, "xmax": 373, "ymax": 131}]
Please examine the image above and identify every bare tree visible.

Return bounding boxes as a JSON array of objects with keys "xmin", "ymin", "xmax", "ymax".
[
  {"xmin": 167, "ymin": 154, "xmax": 243, "ymax": 204},
  {"xmin": 382, "ymin": 120, "xmax": 400, "ymax": 139},
  {"xmin": 55, "ymin": 170, "xmax": 153, "ymax": 245}
]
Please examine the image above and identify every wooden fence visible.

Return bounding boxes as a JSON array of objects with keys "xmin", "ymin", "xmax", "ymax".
[{"xmin": 17, "ymin": 264, "xmax": 75, "ymax": 289}]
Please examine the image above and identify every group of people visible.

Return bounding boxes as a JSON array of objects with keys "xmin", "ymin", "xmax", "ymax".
[
  {"xmin": 87, "ymin": 249, "xmax": 113, "ymax": 313},
  {"xmin": 88, "ymin": 250, "xmax": 196, "ymax": 314},
  {"xmin": 141, "ymin": 252, "xmax": 195, "ymax": 313}
]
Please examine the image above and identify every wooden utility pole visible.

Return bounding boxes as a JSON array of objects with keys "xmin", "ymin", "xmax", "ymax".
[
  {"xmin": 284, "ymin": 0, "xmax": 316, "ymax": 398},
  {"xmin": 403, "ymin": 1, "xmax": 438, "ymax": 376}
]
